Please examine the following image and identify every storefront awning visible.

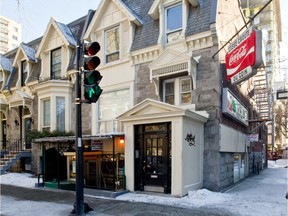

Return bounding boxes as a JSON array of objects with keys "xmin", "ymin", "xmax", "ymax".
[
  {"xmin": 9, "ymin": 90, "xmax": 33, "ymax": 113},
  {"xmin": 34, "ymin": 133, "xmax": 125, "ymax": 143}
]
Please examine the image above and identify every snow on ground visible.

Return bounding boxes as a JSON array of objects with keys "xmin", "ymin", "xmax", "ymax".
[{"xmin": 1, "ymin": 159, "xmax": 288, "ymax": 216}]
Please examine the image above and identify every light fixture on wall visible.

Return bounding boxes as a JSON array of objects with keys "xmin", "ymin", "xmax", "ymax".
[{"xmin": 119, "ymin": 137, "xmax": 125, "ymax": 144}]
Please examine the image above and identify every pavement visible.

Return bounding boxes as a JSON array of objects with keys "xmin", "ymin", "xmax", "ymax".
[
  {"xmin": 0, "ymin": 184, "xmax": 232, "ymax": 216},
  {"xmin": 1, "ymin": 163, "xmax": 288, "ymax": 216}
]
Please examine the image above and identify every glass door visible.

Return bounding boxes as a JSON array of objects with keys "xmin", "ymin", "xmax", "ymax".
[{"xmin": 143, "ymin": 136, "xmax": 165, "ymax": 187}]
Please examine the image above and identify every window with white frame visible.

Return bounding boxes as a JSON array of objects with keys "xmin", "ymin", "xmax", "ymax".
[
  {"xmin": 56, "ymin": 97, "xmax": 65, "ymax": 131},
  {"xmin": 180, "ymin": 78, "xmax": 192, "ymax": 104},
  {"xmin": 164, "ymin": 80, "xmax": 175, "ymax": 105},
  {"xmin": 105, "ymin": 27, "xmax": 120, "ymax": 63},
  {"xmin": 98, "ymin": 89, "xmax": 130, "ymax": 133},
  {"xmin": 163, "ymin": 76, "xmax": 192, "ymax": 105},
  {"xmin": 43, "ymin": 99, "xmax": 51, "ymax": 131},
  {"xmin": 21, "ymin": 60, "xmax": 28, "ymax": 86},
  {"xmin": 165, "ymin": 3, "xmax": 182, "ymax": 43},
  {"xmin": 51, "ymin": 48, "xmax": 61, "ymax": 79}
]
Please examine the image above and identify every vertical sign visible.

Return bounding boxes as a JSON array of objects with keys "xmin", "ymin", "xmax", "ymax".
[{"xmin": 225, "ymin": 28, "xmax": 263, "ymax": 84}]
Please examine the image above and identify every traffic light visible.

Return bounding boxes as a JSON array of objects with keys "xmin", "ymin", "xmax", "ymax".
[{"xmin": 82, "ymin": 42, "xmax": 102, "ymax": 103}]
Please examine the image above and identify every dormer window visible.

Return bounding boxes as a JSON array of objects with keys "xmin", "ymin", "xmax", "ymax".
[
  {"xmin": 51, "ymin": 47, "xmax": 61, "ymax": 79},
  {"xmin": 21, "ymin": 60, "xmax": 28, "ymax": 86},
  {"xmin": 105, "ymin": 27, "xmax": 120, "ymax": 63},
  {"xmin": 165, "ymin": 3, "xmax": 182, "ymax": 43}
]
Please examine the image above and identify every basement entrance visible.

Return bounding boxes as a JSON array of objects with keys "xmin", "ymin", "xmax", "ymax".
[{"xmin": 134, "ymin": 123, "xmax": 171, "ymax": 193}]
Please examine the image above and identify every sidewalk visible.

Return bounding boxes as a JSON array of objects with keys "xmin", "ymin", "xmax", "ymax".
[{"xmin": 1, "ymin": 160, "xmax": 288, "ymax": 216}]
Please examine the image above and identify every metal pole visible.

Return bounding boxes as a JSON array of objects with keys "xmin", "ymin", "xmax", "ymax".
[{"xmin": 75, "ymin": 39, "xmax": 84, "ymax": 215}]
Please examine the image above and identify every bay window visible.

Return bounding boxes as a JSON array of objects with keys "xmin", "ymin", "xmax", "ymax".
[
  {"xmin": 43, "ymin": 99, "xmax": 51, "ymax": 131},
  {"xmin": 56, "ymin": 97, "xmax": 65, "ymax": 131}
]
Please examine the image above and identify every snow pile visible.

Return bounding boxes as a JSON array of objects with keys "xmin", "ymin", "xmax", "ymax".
[
  {"xmin": 187, "ymin": 188, "xmax": 229, "ymax": 207},
  {"xmin": 0, "ymin": 159, "xmax": 287, "ymax": 216},
  {"xmin": 0, "ymin": 172, "xmax": 38, "ymax": 188},
  {"xmin": 268, "ymin": 159, "xmax": 288, "ymax": 168}
]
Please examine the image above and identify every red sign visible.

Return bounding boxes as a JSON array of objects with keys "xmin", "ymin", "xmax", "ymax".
[{"xmin": 225, "ymin": 29, "xmax": 262, "ymax": 84}]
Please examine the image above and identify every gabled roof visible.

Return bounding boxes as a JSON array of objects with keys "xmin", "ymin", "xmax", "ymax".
[
  {"xmin": 9, "ymin": 90, "xmax": 33, "ymax": 113},
  {"xmin": 84, "ymin": 0, "xmax": 143, "ymax": 40},
  {"xmin": 0, "ymin": 55, "xmax": 12, "ymax": 72},
  {"xmin": 12, "ymin": 43, "xmax": 37, "ymax": 66},
  {"xmin": 36, "ymin": 18, "xmax": 77, "ymax": 58},
  {"xmin": 56, "ymin": 21, "xmax": 77, "ymax": 46},
  {"xmin": 21, "ymin": 43, "xmax": 37, "ymax": 62},
  {"xmin": 148, "ymin": 49, "xmax": 193, "ymax": 70},
  {"xmin": 117, "ymin": 98, "xmax": 209, "ymax": 123}
]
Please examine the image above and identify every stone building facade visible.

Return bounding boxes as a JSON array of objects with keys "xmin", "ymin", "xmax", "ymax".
[{"xmin": 0, "ymin": 0, "xmax": 270, "ymax": 194}]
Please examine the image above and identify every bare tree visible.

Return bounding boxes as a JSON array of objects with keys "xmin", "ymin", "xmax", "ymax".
[{"xmin": 274, "ymin": 100, "xmax": 288, "ymax": 144}]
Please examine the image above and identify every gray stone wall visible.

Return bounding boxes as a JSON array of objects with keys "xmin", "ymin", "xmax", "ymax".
[
  {"xmin": 219, "ymin": 152, "xmax": 234, "ymax": 189},
  {"xmin": 193, "ymin": 46, "xmax": 223, "ymax": 191},
  {"xmin": 134, "ymin": 62, "xmax": 158, "ymax": 104},
  {"xmin": 31, "ymin": 142, "xmax": 43, "ymax": 174},
  {"xmin": 32, "ymin": 94, "xmax": 38, "ymax": 131},
  {"xmin": 6, "ymin": 108, "xmax": 20, "ymax": 145}
]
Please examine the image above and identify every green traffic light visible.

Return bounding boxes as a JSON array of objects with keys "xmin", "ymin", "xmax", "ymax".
[
  {"xmin": 88, "ymin": 85, "xmax": 102, "ymax": 98},
  {"xmin": 82, "ymin": 41, "xmax": 102, "ymax": 103}
]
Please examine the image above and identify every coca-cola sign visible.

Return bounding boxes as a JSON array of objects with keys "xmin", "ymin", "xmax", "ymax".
[{"xmin": 225, "ymin": 29, "xmax": 262, "ymax": 84}]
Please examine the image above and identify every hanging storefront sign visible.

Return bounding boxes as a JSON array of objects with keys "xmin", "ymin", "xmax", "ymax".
[
  {"xmin": 91, "ymin": 140, "xmax": 103, "ymax": 150},
  {"xmin": 247, "ymin": 134, "xmax": 259, "ymax": 142},
  {"xmin": 225, "ymin": 28, "xmax": 263, "ymax": 84},
  {"xmin": 222, "ymin": 88, "xmax": 248, "ymax": 126}
]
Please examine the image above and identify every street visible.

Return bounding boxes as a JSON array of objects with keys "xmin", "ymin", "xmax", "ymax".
[
  {"xmin": 0, "ymin": 184, "xmax": 232, "ymax": 216},
  {"xmin": 1, "ymin": 160, "xmax": 287, "ymax": 216}
]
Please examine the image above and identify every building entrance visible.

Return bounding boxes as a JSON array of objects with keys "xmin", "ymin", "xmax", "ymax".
[{"xmin": 135, "ymin": 123, "xmax": 171, "ymax": 193}]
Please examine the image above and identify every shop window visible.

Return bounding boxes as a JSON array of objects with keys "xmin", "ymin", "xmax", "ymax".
[{"xmin": 105, "ymin": 27, "xmax": 120, "ymax": 63}]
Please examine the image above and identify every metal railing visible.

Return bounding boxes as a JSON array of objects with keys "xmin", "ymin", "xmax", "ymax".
[{"xmin": 0, "ymin": 139, "xmax": 31, "ymax": 157}]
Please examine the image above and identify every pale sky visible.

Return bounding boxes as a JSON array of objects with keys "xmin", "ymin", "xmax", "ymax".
[
  {"xmin": 0, "ymin": 0, "xmax": 287, "ymax": 78},
  {"xmin": 0, "ymin": 0, "xmax": 101, "ymax": 42}
]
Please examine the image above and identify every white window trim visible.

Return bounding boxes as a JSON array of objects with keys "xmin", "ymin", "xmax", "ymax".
[
  {"xmin": 163, "ymin": 76, "xmax": 192, "ymax": 106},
  {"xmin": 180, "ymin": 77, "xmax": 192, "ymax": 105},
  {"xmin": 104, "ymin": 26, "xmax": 121, "ymax": 64},
  {"xmin": 42, "ymin": 98, "xmax": 51, "ymax": 131},
  {"xmin": 38, "ymin": 92, "xmax": 71, "ymax": 132},
  {"xmin": 157, "ymin": 1, "xmax": 188, "ymax": 45},
  {"xmin": 163, "ymin": 79, "xmax": 175, "ymax": 104},
  {"xmin": 164, "ymin": 3, "xmax": 183, "ymax": 44}
]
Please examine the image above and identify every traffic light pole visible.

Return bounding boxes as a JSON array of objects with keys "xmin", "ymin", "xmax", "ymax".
[{"xmin": 75, "ymin": 39, "xmax": 84, "ymax": 215}]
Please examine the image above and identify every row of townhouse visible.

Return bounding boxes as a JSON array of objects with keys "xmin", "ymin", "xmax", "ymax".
[{"xmin": 0, "ymin": 0, "xmax": 268, "ymax": 196}]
